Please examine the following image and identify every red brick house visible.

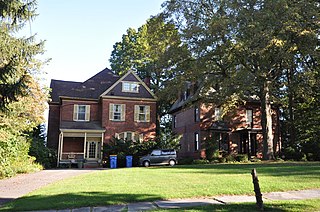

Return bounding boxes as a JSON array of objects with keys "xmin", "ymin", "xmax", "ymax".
[
  {"xmin": 169, "ymin": 85, "xmax": 280, "ymax": 160},
  {"xmin": 47, "ymin": 68, "xmax": 157, "ymax": 167}
]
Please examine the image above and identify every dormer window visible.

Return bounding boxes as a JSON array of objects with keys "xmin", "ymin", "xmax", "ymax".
[{"xmin": 122, "ymin": 82, "xmax": 139, "ymax": 93}]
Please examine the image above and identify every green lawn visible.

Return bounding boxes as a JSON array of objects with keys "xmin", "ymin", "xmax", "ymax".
[
  {"xmin": 1, "ymin": 162, "xmax": 319, "ymax": 211},
  {"xmin": 152, "ymin": 199, "xmax": 320, "ymax": 212}
]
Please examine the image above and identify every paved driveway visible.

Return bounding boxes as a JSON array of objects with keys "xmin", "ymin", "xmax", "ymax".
[{"xmin": 0, "ymin": 169, "xmax": 101, "ymax": 205}]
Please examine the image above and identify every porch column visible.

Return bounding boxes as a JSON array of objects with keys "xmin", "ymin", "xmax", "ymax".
[
  {"xmin": 57, "ymin": 132, "xmax": 62, "ymax": 167},
  {"xmin": 101, "ymin": 132, "xmax": 104, "ymax": 159},
  {"xmin": 248, "ymin": 131, "xmax": 251, "ymax": 157},
  {"xmin": 84, "ymin": 132, "xmax": 87, "ymax": 159},
  {"xmin": 58, "ymin": 132, "xmax": 64, "ymax": 167}
]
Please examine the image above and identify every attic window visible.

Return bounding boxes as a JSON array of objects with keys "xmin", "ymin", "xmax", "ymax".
[{"xmin": 122, "ymin": 82, "xmax": 139, "ymax": 93}]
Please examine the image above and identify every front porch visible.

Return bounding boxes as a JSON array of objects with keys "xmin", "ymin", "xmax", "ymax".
[{"xmin": 58, "ymin": 129, "xmax": 105, "ymax": 167}]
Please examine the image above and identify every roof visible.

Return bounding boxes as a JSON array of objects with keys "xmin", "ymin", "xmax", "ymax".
[
  {"xmin": 50, "ymin": 68, "xmax": 120, "ymax": 102},
  {"xmin": 60, "ymin": 121, "xmax": 105, "ymax": 131}
]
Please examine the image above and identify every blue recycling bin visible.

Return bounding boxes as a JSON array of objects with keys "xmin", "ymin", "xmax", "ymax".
[
  {"xmin": 110, "ymin": 155, "xmax": 117, "ymax": 169},
  {"xmin": 126, "ymin": 156, "xmax": 133, "ymax": 168}
]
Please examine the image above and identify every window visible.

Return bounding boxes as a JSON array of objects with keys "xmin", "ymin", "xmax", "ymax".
[
  {"xmin": 109, "ymin": 104, "xmax": 125, "ymax": 121},
  {"xmin": 134, "ymin": 105, "xmax": 150, "ymax": 122},
  {"xmin": 194, "ymin": 106, "xmax": 200, "ymax": 122},
  {"xmin": 215, "ymin": 107, "xmax": 221, "ymax": 121},
  {"xmin": 115, "ymin": 132, "xmax": 143, "ymax": 142},
  {"xmin": 194, "ymin": 132, "xmax": 199, "ymax": 151},
  {"xmin": 246, "ymin": 109, "xmax": 253, "ymax": 123},
  {"xmin": 173, "ymin": 115, "xmax": 177, "ymax": 128},
  {"xmin": 73, "ymin": 104, "xmax": 90, "ymax": 121},
  {"xmin": 122, "ymin": 82, "xmax": 139, "ymax": 93}
]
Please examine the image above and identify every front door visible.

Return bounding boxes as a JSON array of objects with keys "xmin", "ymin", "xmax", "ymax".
[{"xmin": 86, "ymin": 141, "xmax": 99, "ymax": 159}]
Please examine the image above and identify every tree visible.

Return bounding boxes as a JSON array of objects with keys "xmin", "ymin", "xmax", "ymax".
[
  {"xmin": 0, "ymin": 0, "xmax": 45, "ymax": 110},
  {"xmin": 0, "ymin": 0, "xmax": 48, "ymax": 177},
  {"xmin": 110, "ymin": 14, "xmax": 191, "ymax": 135},
  {"xmin": 163, "ymin": 0, "xmax": 319, "ymax": 159}
]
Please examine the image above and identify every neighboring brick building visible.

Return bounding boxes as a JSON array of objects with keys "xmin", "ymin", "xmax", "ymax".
[
  {"xmin": 47, "ymin": 68, "xmax": 157, "ymax": 167},
  {"xmin": 169, "ymin": 84, "xmax": 280, "ymax": 160}
]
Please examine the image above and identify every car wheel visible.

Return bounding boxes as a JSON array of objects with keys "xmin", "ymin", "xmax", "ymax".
[
  {"xmin": 169, "ymin": 160, "xmax": 176, "ymax": 166},
  {"xmin": 143, "ymin": 161, "xmax": 150, "ymax": 167}
]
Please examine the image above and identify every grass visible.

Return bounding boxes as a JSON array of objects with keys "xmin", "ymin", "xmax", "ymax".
[
  {"xmin": 1, "ymin": 162, "xmax": 319, "ymax": 211},
  {"xmin": 152, "ymin": 199, "xmax": 320, "ymax": 212}
]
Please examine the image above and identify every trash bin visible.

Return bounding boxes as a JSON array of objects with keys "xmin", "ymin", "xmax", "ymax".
[
  {"xmin": 126, "ymin": 156, "xmax": 133, "ymax": 168},
  {"xmin": 110, "ymin": 155, "xmax": 117, "ymax": 169}
]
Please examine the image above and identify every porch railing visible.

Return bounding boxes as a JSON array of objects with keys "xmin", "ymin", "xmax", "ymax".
[{"xmin": 61, "ymin": 152, "xmax": 85, "ymax": 162}]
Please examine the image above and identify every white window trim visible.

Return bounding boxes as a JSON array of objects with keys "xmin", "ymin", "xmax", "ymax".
[
  {"xmin": 73, "ymin": 104, "xmax": 90, "ymax": 122},
  {"xmin": 195, "ymin": 132, "xmax": 199, "ymax": 151},
  {"xmin": 134, "ymin": 105, "xmax": 150, "ymax": 122},
  {"xmin": 109, "ymin": 103, "xmax": 125, "ymax": 121},
  {"xmin": 115, "ymin": 132, "xmax": 143, "ymax": 142},
  {"xmin": 215, "ymin": 107, "xmax": 221, "ymax": 121},
  {"xmin": 246, "ymin": 109, "xmax": 253, "ymax": 123},
  {"xmin": 122, "ymin": 81, "xmax": 140, "ymax": 93}
]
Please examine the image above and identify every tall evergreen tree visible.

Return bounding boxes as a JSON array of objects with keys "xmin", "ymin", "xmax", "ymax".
[{"xmin": 0, "ymin": 0, "xmax": 45, "ymax": 110}]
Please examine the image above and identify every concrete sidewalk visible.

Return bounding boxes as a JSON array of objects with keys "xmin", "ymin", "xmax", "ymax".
[{"xmin": 30, "ymin": 189, "xmax": 320, "ymax": 212}]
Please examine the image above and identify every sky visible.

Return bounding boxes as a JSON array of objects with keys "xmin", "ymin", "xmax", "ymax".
[{"xmin": 24, "ymin": 0, "xmax": 164, "ymax": 85}]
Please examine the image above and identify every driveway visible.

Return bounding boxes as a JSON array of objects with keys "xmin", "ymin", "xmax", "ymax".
[{"xmin": 0, "ymin": 169, "xmax": 101, "ymax": 205}]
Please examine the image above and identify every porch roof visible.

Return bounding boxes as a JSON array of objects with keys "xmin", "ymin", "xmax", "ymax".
[{"xmin": 60, "ymin": 121, "xmax": 105, "ymax": 131}]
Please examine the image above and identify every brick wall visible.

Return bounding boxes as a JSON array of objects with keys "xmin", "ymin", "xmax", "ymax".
[
  {"xmin": 47, "ymin": 104, "xmax": 60, "ymax": 149},
  {"xmin": 101, "ymin": 98, "xmax": 157, "ymax": 142},
  {"xmin": 60, "ymin": 99, "xmax": 100, "ymax": 122}
]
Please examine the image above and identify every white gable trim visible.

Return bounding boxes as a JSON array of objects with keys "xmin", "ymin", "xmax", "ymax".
[{"xmin": 100, "ymin": 70, "xmax": 157, "ymax": 99}]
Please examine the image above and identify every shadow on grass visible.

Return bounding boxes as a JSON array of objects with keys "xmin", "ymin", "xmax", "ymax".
[{"xmin": 0, "ymin": 192, "xmax": 162, "ymax": 212}]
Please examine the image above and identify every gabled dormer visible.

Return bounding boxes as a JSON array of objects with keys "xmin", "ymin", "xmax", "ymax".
[{"xmin": 100, "ymin": 70, "xmax": 156, "ymax": 101}]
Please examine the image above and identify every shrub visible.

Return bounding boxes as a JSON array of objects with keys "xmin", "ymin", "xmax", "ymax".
[
  {"xmin": 29, "ymin": 138, "xmax": 57, "ymax": 168},
  {"xmin": 202, "ymin": 136, "xmax": 219, "ymax": 162},
  {"xmin": 235, "ymin": 154, "xmax": 248, "ymax": 162},
  {"xmin": 225, "ymin": 154, "xmax": 236, "ymax": 163},
  {"xmin": 178, "ymin": 157, "xmax": 194, "ymax": 165},
  {"xmin": 192, "ymin": 159, "xmax": 209, "ymax": 164},
  {"xmin": 0, "ymin": 130, "xmax": 42, "ymax": 179},
  {"xmin": 283, "ymin": 146, "xmax": 304, "ymax": 161}
]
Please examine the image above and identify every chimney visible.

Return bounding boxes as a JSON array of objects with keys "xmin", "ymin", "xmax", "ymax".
[{"xmin": 144, "ymin": 76, "xmax": 151, "ymax": 88}]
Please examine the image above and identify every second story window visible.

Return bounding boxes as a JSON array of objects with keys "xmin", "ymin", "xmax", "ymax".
[
  {"xmin": 194, "ymin": 132, "xmax": 199, "ymax": 151},
  {"xmin": 109, "ymin": 103, "xmax": 125, "ymax": 121},
  {"xmin": 122, "ymin": 82, "xmax": 139, "ymax": 93},
  {"xmin": 215, "ymin": 107, "xmax": 221, "ymax": 121},
  {"xmin": 73, "ymin": 104, "xmax": 90, "ymax": 121},
  {"xmin": 194, "ymin": 106, "xmax": 200, "ymax": 122},
  {"xmin": 246, "ymin": 109, "xmax": 253, "ymax": 124},
  {"xmin": 134, "ymin": 105, "xmax": 150, "ymax": 122}
]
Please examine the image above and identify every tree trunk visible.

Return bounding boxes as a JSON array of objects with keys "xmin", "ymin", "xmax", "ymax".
[
  {"xmin": 287, "ymin": 68, "xmax": 295, "ymax": 147},
  {"xmin": 262, "ymin": 80, "xmax": 275, "ymax": 160}
]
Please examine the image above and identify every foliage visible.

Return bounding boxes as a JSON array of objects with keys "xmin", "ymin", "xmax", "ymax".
[
  {"xmin": 29, "ymin": 125, "xmax": 57, "ymax": 168},
  {"xmin": 0, "ymin": 0, "xmax": 48, "ymax": 178},
  {"xmin": 163, "ymin": 0, "xmax": 319, "ymax": 160},
  {"xmin": 109, "ymin": 14, "xmax": 191, "ymax": 135},
  {"xmin": 202, "ymin": 136, "xmax": 219, "ymax": 161},
  {"xmin": 235, "ymin": 154, "xmax": 248, "ymax": 163},
  {"xmin": 0, "ymin": 129, "xmax": 42, "ymax": 179},
  {"xmin": 0, "ymin": 0, "xmax": 45, "ymax": 110},
  {"xmin": 192, "ymin": 159, "xmax": 209, "ymax": 164}
]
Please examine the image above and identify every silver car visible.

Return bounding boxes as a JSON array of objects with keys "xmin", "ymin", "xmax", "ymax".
[{"xmin": 139, "ymin": 149, "xmax": 177, "ymax": 167}]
